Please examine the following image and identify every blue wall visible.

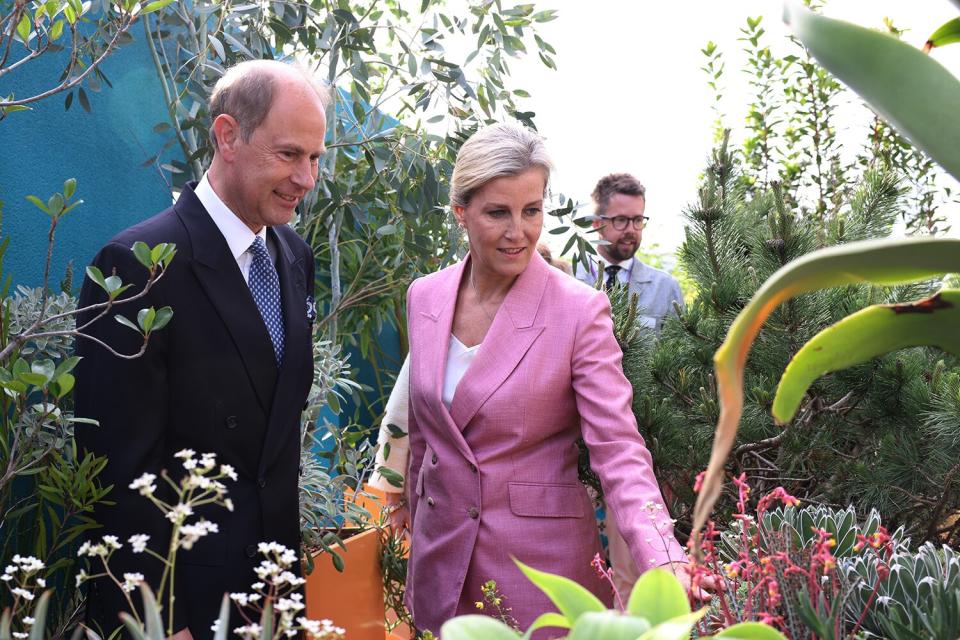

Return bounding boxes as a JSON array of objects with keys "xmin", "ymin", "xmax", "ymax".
[{"xmin": 0, "ymin": 35, "xmax": 174, "ymax": 288}]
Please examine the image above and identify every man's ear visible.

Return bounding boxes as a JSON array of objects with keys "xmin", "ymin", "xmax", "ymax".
[{"xmin": 212, "ymin": 114, "xmax": 241, "ymax": 160}]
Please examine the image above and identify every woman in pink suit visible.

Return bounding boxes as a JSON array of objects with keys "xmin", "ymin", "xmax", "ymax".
[{"xmin": 399, "ymin": 123, "xmax": 688, "ymax": 635}]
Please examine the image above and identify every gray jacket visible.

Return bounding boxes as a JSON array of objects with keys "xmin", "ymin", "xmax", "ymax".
[{"xmin": 574, "ymin": 257, "xmax": 684, "ymax": 332}]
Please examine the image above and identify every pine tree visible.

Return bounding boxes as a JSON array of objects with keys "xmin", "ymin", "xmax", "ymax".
[{"xmin": 616, "ymin": 134, "xmax": 960, "ymax": 546}]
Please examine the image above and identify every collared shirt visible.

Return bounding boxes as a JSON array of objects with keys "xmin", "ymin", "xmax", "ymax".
[
  {"xmin": 595, "ymin": 255, "xmax": 635, "ymax": 286},
  {"xmin": 194, "ymin": 173, "xmax": 275, "ymax": 282}
]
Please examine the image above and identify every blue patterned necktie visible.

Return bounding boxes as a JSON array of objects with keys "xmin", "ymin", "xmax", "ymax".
[{"xmin": 248, "ymin": 236, "xmax": 284, "ymax": 366}]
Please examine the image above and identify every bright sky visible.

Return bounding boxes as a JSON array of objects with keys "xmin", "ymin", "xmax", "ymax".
[{"xmin": 506, "ymin": 1, "xmax": 960, "ymax": 260}]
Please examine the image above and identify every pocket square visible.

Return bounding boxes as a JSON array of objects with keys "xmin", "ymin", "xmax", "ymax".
[{"xmin": 306, "ymin": 295, "xmax": 317, "ymax": 322}]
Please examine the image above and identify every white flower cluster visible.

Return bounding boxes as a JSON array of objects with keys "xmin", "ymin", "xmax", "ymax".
[
  {"xmin": 78, "ymin": 535, "xmax": 123, "ymax": 558},
  {"xmin": 129, "ymin": 472, "xmax": 158, "ymax": 496},
  {"xmin": 227, "ymin": 542, "xmax": 343, "ymax": 640},
  {"xmin": 2, "ymin": 556, "xmax": 47, "ymax": 638},
  {"xmin": 121, "ymin": 572, "xmax": 145, "ymax": 593},
  {"xmin": 180, "ymin": 520, "xmax": 219, "ymax": 550}
]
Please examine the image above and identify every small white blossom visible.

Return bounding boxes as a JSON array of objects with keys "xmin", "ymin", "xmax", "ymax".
[
  {"xmin": 182, "ymin": 458, "xmax": 198, "ymax": 470},
  {"xmin": 180, "ymin": 520, "xmax": 219, "ymax": 550},
  {"xmin": 11, "ymin": 587, "xmax": 34, "ymax": 601},
  {"xmin": 230, "ymin": 592, "xmax": 253, "ymax": 607},
  {"xmin": 13, "ymin": 632, "xmax": 28, "ymax": 639},
  {"xmin": 12, "ymin": 555, "xmax": 44, "ymax": 573},
  {"xmin": 220, "ymin": 464, "xmax": 238, "ymax": 481},
  {"xmin": 224, "ymin": 498, "xmax": 235, "ymax": 512},
  {"xmin": 35, "ymin": 578, "xmax": 45, "ymax": 588},
  {"xmin": 103, "ymin": 535, "xmax": 122, "ymax": 550},
  {"xmin": 75, "ymin": 569, "xmax": 88, "ymax": 587},
  {"xmin": 22, "ymin": 617, "xmax": 35, "ymax": 626},
  {"xmin": 199, "ymin": 453, "xmax": 216, "ymax": 470},
  {"xmin": 129, "ymin": 534, "xmax": 150, "ymax": 553},
  {"xmin": 233, "ymin": 623, "xmax": 262, "ymax": 638},
  {"xmin": 121, "ymin": 572, "xmax": 145, "ymax": 593},
  {"xmin": 129, "ymin": 472, "xmax": 158, "ymax": 496},
  {"xmin": 165, "ymin": 503, "xmax": 194, "ymax": 524},
  {"xmin": 1, "ymin": 574, "xmax": 12, "ymax": 582},
  {"xmin": 174, "ymin": 448, "xmax": 196, "ymax": 460}
]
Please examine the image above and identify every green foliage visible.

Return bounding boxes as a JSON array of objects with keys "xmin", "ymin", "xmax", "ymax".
[
  {"xmin": 142, "ymin": 0, "xmax": 559, "ymax": 399},
  {"xmin": 0, "ymin": 1, "xmax": 143, "ymax": 118},
  {"xmin": 843, "ymin": 541, "xmax": 960, "ymax": 639},
  {"xmin": 616, "ymin": 137, "xmax": 958, "ymax": 543},
  {"xmin": 439, "ymin": 562, "xmax": 785, "ymax": 640}
]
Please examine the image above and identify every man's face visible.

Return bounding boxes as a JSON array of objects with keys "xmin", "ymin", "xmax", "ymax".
[
  {"xmin": 593, "ymin": 192, "xmax": 646, "ymax": 262},
  {"xmin": 225, "ymin": 83, "xmax": 327, "ymax": 232}
]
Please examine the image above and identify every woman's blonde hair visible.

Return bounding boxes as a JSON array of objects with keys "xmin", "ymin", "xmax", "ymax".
[{"xmin": 450, "ymin": 123, "xmax": 553, "ymax": 208}]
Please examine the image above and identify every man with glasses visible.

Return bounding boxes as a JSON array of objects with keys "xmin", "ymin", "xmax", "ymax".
[
  {"xmin": 574, "ymin": 173, "xmax": 687, "ymax": 596},
  {"xmin": 574, "ymin": 172, "xmax": 684, "ymax": 332}
]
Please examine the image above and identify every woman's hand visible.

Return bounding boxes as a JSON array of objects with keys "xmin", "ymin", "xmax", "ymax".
[
  {"xmin": 384, "ymin": 492, "xmax": 410, "ymax": 535},
  {"xmin": 660, "ymin": 561, "xmax": 722, "ymax": 602}
]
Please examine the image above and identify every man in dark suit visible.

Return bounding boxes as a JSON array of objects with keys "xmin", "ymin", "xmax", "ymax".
[{"xmin": 75, "ymin": 60, "xmax": 327, "ymax": 640}]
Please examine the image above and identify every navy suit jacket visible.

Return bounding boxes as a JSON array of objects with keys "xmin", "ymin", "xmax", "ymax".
[{"xmin": 75, "ymin": 183, "xmax": 315, "ymax": 638}]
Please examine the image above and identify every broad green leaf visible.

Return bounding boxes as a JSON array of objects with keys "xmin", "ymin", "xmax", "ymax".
[
  {"xmin": 32, "ymin": 359, "xmax": 56, "ymax": 382},
  {"xmin": 53, "ymin": 356, "xmax": 81, "ymax": 379},
  {"xmin": 133, "ymin": 242, "xmax": 153, "ymax": 268},
  {"xmin": 115, "ymin": 315, "xmax": 141, "ymax": 334},
  {"xmin": 626, "ymin": 568, "xmax": 690, "ymax": 625},
  {"xmin": 19, "ymin": 372, "xmax": 49, "ymax": 387},
  {"xmin": 49, "ymin": 18, "xmax": 64, "ymax": 40},
  {"xmin": 12, "ymin": 358, "xmax": 29, "ymax": 379},
  {"xmin": 47, "ymin": 193, "xmax": 64, "ymax": 217},
  {"xmin": 784, "ymin": 1, "xmax": 960, "ymax": 181},
  {"xmin": 25, "ymin": 195, "xmax": 48, "ymax": 213},
  {"xmin": 692, "ymin": 237, "xmax": 960, "ymax": 555},
  {"xmin": 152, "ymin": 306, "xmax": 174, "ymax": 331},
  {"xmin": 28, "ymin": 591, "xmax": 51, "ymax": 640},
  {"xmin": 441, "ymin": 615, "xmax": 521, "ymax": 640},
  {"xmin": 516, "ymin": 559, "xmax": 606, "ymax": 622},
  {"xmin": 567, "ymin": 612, "xmax": 650, "ymax": 640},
  {"xmin": 715, "ymin": 622, "xmax": 788, "ymax": 639},
  {"xmin": 104, "ymin": 275, "xmax": 123, "ymax": 293},
  {"xmin": 54, "ymin": 372, "xmax": 75, "ymax": 398},
  {"xmin": 925, "ymin": 17, "xmax": 960, "ymax": 51},
  {"xmin": 16, "ymin": 13, "xmax": 30, "ymax": 42},
  {"xmin": 636, "ymin": 610, "xmax": 706, "ymax": 640},
  {"xmin": 138, "ymin": 307, "xmax": 156, "ymax": 332},
  {"xmin": 774, "ymin": 289, "xmax": 960, "ymax": 422},
  {"xmin": 141, "ymin": 0, "xmax": 174, "ymax": 12},
  {"xmin": 522, "ymin": 612, "xmax": 570, "ymax": 639},
  {"xmin": 86, "ymin": 266, "xmax": 107, "ymax": 291}
]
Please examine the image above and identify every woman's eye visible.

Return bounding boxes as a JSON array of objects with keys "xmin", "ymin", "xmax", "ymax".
[
  {"xmin": 523, "ymin": 208, "xmax": 542, "ymax": 216},
  {"xmin": 487, "ymin": 209, "xmax": 508, "ymax": 217}
]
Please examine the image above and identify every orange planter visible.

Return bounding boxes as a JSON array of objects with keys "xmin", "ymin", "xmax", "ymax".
[{"xmin": 305, "ymin": 527, "xmax": 385, "ymax": 640}]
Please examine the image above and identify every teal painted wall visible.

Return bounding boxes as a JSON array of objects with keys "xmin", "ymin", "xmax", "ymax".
[{"xmin": 0, "ymin": 35, "xmax": 174, "ymax": 288}]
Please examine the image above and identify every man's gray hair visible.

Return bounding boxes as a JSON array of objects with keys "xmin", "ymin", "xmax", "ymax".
[
  {"xmin": 208, "ymin": 60, "xmax": 330, "ymax": 151},
  {"xmin": 450, "ymin": 122, "xmax": 553, "ymax": 208}
]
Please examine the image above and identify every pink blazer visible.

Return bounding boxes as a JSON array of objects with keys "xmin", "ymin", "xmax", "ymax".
[{"xmin": 405, "ymin": 252, "xmax": 685, "ymax": 634}]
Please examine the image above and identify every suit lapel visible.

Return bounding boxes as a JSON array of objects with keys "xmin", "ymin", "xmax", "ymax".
[
  {"xmin": 176, "ymin": 186, "xmax": 278, "ymax": 413},
  {"xmin": 416, "ymin": 259, "xmax": 477, "ymax": 463},
  {"xmin": 449, "ymin": 253, "xmax": 547, "ymax": 430}
]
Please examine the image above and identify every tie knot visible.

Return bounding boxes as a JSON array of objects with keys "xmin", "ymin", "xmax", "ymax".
[
  {"xmin": 249, "ymin": 236, "xmax": 269, "ymax": 260},
  {"xmin": 604, "ymin": 264, "xmax": 622, "ymax": 278}
]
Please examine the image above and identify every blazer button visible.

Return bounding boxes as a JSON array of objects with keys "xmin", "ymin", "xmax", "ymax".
[
  {"xmin": 426, "ymin": 497, "xmax": 436, "ymax": 507},
  {"xmin": 431, "ymin": 453, "xmax": 438, "ymax": 465},
  {"xmin": 469, "ymin": 463, "xmax": 478, "ymax": 474},
  {"xmin": 245, "ymin": 544, "xmax": 257, "ymax": 558},
  {"xmin": 225, "ymin": 415, "xmax": 238, "ymax": 429},
  {"xmin": 258, "ymin": 477, "xmax": 267, "ymax": 489},
  {"xmin": 468, "ymin": 506, "xmax": 479, "ymax": 519}
]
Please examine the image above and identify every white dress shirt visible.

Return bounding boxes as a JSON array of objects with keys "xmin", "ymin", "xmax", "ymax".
[
  {"xmin": 194, "ymin": 173, "xmax": 274, "ymax": 281},
  {"xmin": 595, "ymin": 255, "xmax": 635, "ymax": 286}
]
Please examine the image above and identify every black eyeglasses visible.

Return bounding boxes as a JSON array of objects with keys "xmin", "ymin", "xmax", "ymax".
[{"xmin": 599, "ymin": 215, "xmax": 649, "ymax": 230}]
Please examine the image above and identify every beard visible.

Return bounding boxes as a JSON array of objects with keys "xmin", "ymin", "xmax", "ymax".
[{"xmin": 602, "ymin": 237, "xmax": 638, "ymax": 262}]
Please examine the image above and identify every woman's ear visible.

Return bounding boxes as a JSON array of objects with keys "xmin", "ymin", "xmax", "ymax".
[{"xmin": 453, "ymin": 205, "xmax": 466, "ymax": 229}]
